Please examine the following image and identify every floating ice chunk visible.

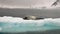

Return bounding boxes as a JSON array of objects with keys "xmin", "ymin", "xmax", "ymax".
[
  {"xmin": 0, "ymin": 16, "xmax": 24, "ymax": 23},
  {"xmin": 0, "ymin": 16, "xmax": 60, "ymax": 26}
]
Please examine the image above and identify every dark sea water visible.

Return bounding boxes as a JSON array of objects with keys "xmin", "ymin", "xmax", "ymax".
[{"xmin": 0, "ymin": 8, "xmax": 60, "ymax": 18}]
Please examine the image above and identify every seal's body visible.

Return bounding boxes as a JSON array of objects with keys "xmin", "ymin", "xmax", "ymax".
[{"xmin": 23, "ymin": 16, "xmax": 44, "ymax": 20}]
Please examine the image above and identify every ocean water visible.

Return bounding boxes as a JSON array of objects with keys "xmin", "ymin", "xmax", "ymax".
[{"xmin": 0, "ymin": 16, "xmax": 60, "ymax": 34}]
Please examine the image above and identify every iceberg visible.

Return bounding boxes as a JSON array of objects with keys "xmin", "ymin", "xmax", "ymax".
[{"xmin": 0, "ymin": 16, "xmax": 60, "ymax": 33}]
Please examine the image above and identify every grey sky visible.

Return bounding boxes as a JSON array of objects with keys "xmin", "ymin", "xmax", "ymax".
[{"xmin": 0, "ymin": 0, "xmax": 59, "ymax": 8}]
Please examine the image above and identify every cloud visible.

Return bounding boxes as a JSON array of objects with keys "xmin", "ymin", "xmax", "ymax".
[{"xmin": 0, "ymin": 0, "xmax": 59, "ymax": 9}]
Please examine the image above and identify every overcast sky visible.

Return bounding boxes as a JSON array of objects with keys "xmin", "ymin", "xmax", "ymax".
[{"xmin": 0, "ymin": 0, "xmax": 60, "ymax": 8}]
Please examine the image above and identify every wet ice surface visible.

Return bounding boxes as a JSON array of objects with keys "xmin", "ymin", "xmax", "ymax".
[{"xmin": 0, "ymin": 16, "xmax": 60, "ymax": 34}]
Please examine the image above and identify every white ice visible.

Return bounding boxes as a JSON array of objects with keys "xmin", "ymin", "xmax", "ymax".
[{"xmin": 0, "ymin": 16, "xmax": 60, "ymax": 26}]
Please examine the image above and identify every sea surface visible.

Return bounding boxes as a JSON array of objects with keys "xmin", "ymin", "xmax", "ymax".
[{"xmin": 0, "ymin": 8, "xmax": 60, "ymax": 18}]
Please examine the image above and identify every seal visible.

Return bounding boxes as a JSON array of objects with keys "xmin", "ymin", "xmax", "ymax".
[{"xmin": 23, "ymin": 15, "xmax": 44, "ymax": 20}]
